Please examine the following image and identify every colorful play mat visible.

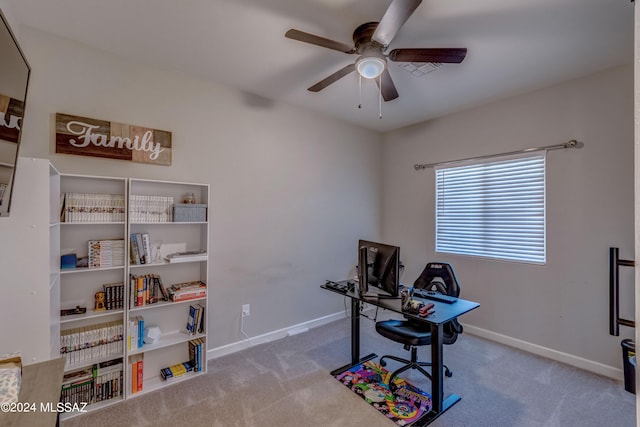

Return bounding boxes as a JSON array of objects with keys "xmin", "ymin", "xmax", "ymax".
[{"xmin": 334, "ymin": 360, "xmax": 432, "ymax": 426}]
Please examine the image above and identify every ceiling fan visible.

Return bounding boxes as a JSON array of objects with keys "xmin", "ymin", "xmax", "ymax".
[{"xmin": 285, "ymin": 0, "xmax": 467, "ymax": 102}]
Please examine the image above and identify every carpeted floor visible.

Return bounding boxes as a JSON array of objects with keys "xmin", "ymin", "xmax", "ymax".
[{"xmin": 61, "ymin": 315, "xmax": 636, "ymax": 427}]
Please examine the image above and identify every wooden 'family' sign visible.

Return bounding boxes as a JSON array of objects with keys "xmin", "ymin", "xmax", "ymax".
[{"xmin": 55, "ymin": 113, "xmax": 172, "ymax": 166}]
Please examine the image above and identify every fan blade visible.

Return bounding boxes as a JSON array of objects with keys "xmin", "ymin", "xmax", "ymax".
[
  {"xmin": 375, "ymin": 68, "xmax": 399, "ymax": 102},
  {"xmin": 372, "ymin": 0, "xmax": 422, "ymax": 46},
  {"xmin": 285, "ymin": 29, "xmax": 355, "ymax": 54},
  {"xmin": 308, "ymin": 63, "xmax": 356, "ymax": 92},
  {"xmin": 388, "ymin": 48, "xmax": 467, "ymax": 63}
]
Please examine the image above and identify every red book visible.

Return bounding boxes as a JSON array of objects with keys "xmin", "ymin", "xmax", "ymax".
[{"xmin": 137, "ymin": 358, "xmax": 143, "ymax": 391}]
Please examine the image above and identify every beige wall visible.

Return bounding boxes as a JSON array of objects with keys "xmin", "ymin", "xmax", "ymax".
[
  {"xmin": 382, "ymin": 64, "xmax": 634, "ymax": 376},
  {"xmin": 5, "ymin": 25, "xmax": 382, "ymax": 355}
]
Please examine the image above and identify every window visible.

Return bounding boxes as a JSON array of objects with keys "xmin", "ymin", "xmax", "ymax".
[{"xmin": 435, "ymin": 153, "xmax": 546, "ymax": 264}]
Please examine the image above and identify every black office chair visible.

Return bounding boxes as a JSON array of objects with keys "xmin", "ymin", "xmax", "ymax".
[{"xmin": 375, "ymin": 262, "xmax": 463, "ymax": 387}]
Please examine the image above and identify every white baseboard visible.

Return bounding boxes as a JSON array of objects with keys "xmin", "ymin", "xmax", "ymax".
[
  {"xmin": 463, "ymin": 324, "xmax": 623, "ymax": 381},
  {"xmin": 206, "ymin": 311, "xmax": 345, "ymax": 360}
]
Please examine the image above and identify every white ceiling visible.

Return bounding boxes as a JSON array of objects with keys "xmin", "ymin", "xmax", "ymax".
[{"xmin": 8, "ymin": 0, "xmax": 634, "ymax": 132}]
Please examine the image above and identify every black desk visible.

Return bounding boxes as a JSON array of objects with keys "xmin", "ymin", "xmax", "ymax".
[{"xmin": 322, "ymin": 281, "xmax": 479, "ymax": 426}]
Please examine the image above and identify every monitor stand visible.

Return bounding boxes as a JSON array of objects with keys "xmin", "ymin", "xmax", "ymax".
[{"xmin": 358, "ymin": 286, "xmax": 399, "ymax": 300}]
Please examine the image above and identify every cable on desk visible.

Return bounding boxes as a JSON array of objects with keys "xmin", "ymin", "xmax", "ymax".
[{"xmin": 343, "ymin": 296, "xmax": 379, "ymax": 322}]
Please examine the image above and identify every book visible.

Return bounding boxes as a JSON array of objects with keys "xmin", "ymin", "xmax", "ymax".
[
  {"xmin": 88, "ymin": 239, "xmax": 125, "ymax": 268},
  {"xmin": 135, "ymin": 233, "xmax": 146, "ymax": 264},
  {"xmin": 130, "ymin": 354, "xmax": 143, "ymax": 393},
  {"xmin": 135, "ymin": 316, "xmax": 144, "ymax": 349},
  {"xmin": 197, "ymin": 304, "xmax": 205, "ymax": 333},
  {"xmin": 137, "ymin": 356, "xmax": 143, "ymax": 391},
  {"xmin": 127, "ymin": 318, "xmax": 137, "ymax": 351},
  {"xmin": 165, "ymin": 250, "xmax": 207, "ymax": 263},
  {"xmin": 186, "ymin": 305, "xmax": 197, "ymax": 334},
  {"xmin": 154, "ymin": 274, "xmax": 169, "ymax": 301},
  {"xmin": 160, "ymin": 360, "xmax": 194, "ymax": 381},
  {"xmin": 167, "ymin": 281, "xmax": 207, "ymax": 302},
  {"xmin": 141, "ymin": 233, "xmax": 151, "ymax": 264},
  {"xmin": 136, "ymin": 276, "xmax": 144, "ymax": 306},
  {"xmin": 188, "ymin": 339, "xmax": 203, "ymax": 372},
  {"xmin": 130, "ymin": 233, "xmax": 140, "ymax": 265},
  {"xmin": 103, "ymin": 282, "xmax": 124, "ymax": 310}
]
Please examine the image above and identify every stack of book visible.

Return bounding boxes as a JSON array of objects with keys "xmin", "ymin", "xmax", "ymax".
[
  {"xmin": 189, "ymin": 339, "xmax": 205, "ymax": 372},
  {"xmin": 129, "ymin": 274, "xmax": 168, "ymax": 308},
  {"xmin": 186, "ymin": 304, "xmax": 205, "ymax": 335},
  {"xmin": 93, "ymin": 359, "xmax": 124, "ymax": 403},
  {"xmin": 60, "ymin": 192, "xmax": 125, "ymax": 223},
  {"xmin": 88, "ymin": 239, "xmax": 124, "ymax": 268},
  {"xmin": 103, "ymin": 282, "xmax": 124, "ymax": 310},
  {"xmin": 129, "ymin": 194, "xmax": 174, "ymax": 223},
  {"xmin": 166, "ymin": 281, "xmax": 207, "ymax": 302},
  {"xmin": 60, "ymin": 321, "xmax": 123, "ymax": 367},
  {"xmin": 129, "ymin": 232, "xmax": 151, "ymax": 265},
  {"xmin": 127, "ymin": 316, "xmax": 145, "ymax": 351},
  {"xmin": 164, "ymin": 250, "xmax": 207, "ymax": 263},
  {"xmin": 60, "ymin": 367, "xmax": 94, "ymax": 406},
  {"xmin": 129, "ymin": 354, "xmax": 144, "ymax": 394},
  {"xmin": 160, "ymin": 360, "xmax": 194, "ymax": 382}
]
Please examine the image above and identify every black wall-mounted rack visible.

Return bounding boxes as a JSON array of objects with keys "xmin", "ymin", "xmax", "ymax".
[{"xmin": 609, "ymin": 247, "xmax": 635, "ymax": 336}]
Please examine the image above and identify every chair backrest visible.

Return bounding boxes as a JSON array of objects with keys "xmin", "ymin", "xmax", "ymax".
[
  {"xmin": 413, "ymin": 262, "xmax": 460, "ymax": 297},
  {"xmin": 413, "ymin": 262, "xmax": 463, "ymax": 345}
]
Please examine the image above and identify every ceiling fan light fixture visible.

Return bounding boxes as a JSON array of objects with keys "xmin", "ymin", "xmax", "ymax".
[{"xmin": 356, "ymin": 56, "xmax": 386, "ymax": 79}]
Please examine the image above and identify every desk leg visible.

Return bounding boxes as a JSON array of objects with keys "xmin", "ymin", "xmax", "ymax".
[
  {"xmin": 412, "ymin": 324, "xmax": 461, "ymax": 426},
  {"xmin": 330, "ymin": 298, "xmax": 377, "ymax": 377},
  {"xmin": 431, "ymin": 324, "xmax": 444, "ymax": 412},
  {"xmin": 351, "ymin": 297, "xmax": 360, "ymax": 365}
]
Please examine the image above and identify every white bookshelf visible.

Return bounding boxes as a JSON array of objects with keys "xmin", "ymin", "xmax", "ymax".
[
  {"xmin": 57, "ymin": 174, "xmax": 128, "ymax": 417},
  {"xmin": 53, "ymin": 174, "xmax": 209, "ymax": 417},
  {"xmin": 126, "ymin": 178, "xmax": 209, "ymax": 398},
  {"xmin": 0, "ymin": 158, "xmax": 61, "ymax": 363},
  {"xmin": 49, "ymin": 163, "xmax": 61, "ymax": 360}
]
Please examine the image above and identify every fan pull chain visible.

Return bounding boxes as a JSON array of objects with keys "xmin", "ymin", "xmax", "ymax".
[
  {"xmin": 378, "ymin": 75, "xmax": 382, "ymax": 119},
  {"xmin": 358, "ymin": 75, "xmax": 362, "ymax": 109}
]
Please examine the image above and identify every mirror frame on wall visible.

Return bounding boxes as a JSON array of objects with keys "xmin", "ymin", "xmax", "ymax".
[{"xmin": 0, "ymin": 7, "xmax": 30, "ymax": 217}]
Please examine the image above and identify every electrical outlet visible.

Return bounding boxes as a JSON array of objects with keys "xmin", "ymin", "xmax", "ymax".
[{"xmin": 242, "ymin": 304, "xmax": 250, "ymax": 317}]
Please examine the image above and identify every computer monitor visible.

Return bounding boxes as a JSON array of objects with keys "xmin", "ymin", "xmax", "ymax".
[{"xmin": 357, "ymin": 240, "xmax": 400, "ymax": 298}]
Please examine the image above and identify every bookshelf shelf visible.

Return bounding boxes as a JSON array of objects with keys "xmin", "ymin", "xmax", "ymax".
[
  {"xmin": 131, "ymin": 370, "xmax": 205, "ymax": 397},
  {"xmin": 130, "ymin": 221, "xmax": 207, "ymax": 225},
  {"xmin": 129, "ymin": 296, "xmax": 206, "ymax": 313},
  {"xmin": 61, "ymin": 266, "xmax": 125, "ymax": 275},
  {"xmin": 53, "ymin": 174, "xmax": 208, "ymax": 411},
  {"xmin": 128, "ymin": 258, "xmax": 206, "ymax": 269},
  {"xmin": 61, "ymin": 221, "xmax": 126, "ymax": 226},
  {"xmin": 60, "ymin": 308, "xmax": 125, "ymax": 324},
  {"xmin": 128, "ymin": 331, "xmax": 206, "ymax": 356}
]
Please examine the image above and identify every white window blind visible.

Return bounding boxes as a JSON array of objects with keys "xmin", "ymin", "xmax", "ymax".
[{"xmin": 435, "ymin": 153, "xmax": 546, "ymax": 264}]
